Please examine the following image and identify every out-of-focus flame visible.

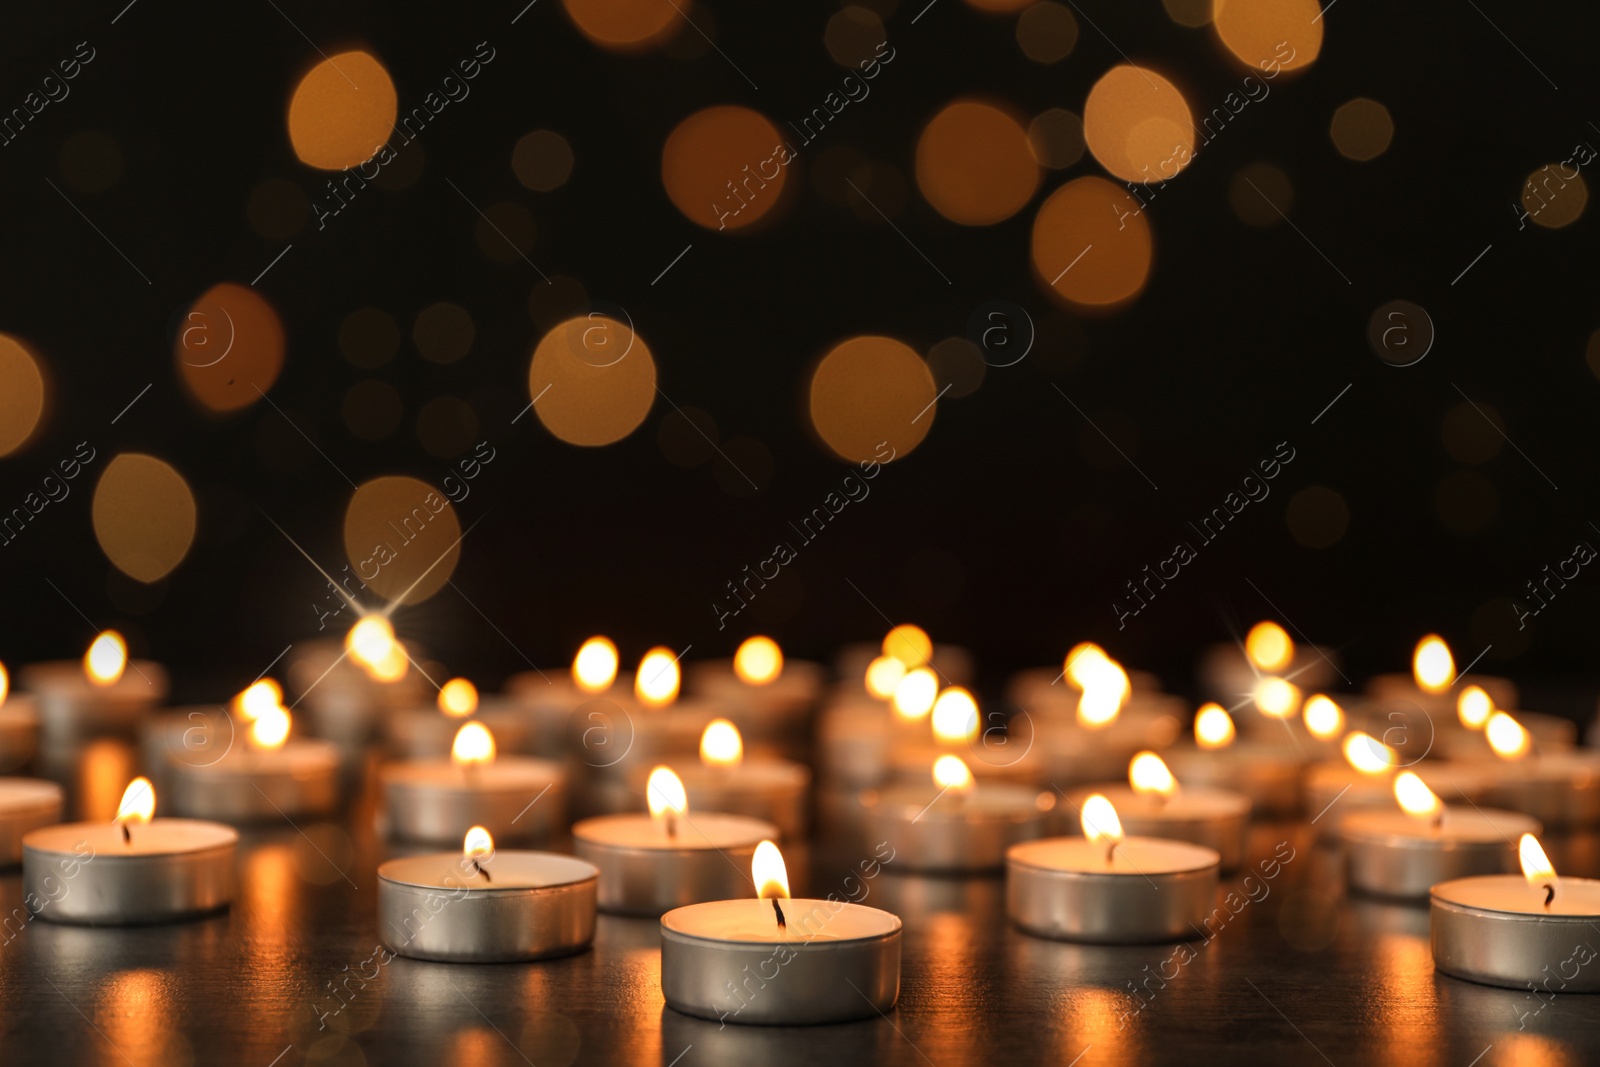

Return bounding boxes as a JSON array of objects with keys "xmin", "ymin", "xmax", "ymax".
[
  {"xmin": 646, "ymin": 765, "xmax": 688, "ymax": 820},
  {"xmin": 86, "ymin": 631, "xmax": 128, "ymax": 686},
  {"xmin": 573, "ymin": 636, "xmax": 619, "ymax": 694},
  {"xmin": 249, "ymin": 705, "xmax": 291, "ymax": 751},
  {"xmin": 1457, "ymin": 686, "xmax": 1493, "ymax": 730},
  {"xmin": 1303, "ymin": 695, "xmax": 1344, "ymax": 740},
  {"xmin": 865, "ymin": 654, "xmax": 906, "ymax": 700},
  {"xmin": 931, "ymin": 687, "xmax": 979, "ymax": 744},
  {"xmin": 1486, "ymin": 712, "xmax": 1531, "ymax": 761},
  {"xmin": 932, "ymin": 753, "xmax": 974, "ymax": 793},
  {"xmin": 1519, "ymin": 833, "xmax": 1558, "ymax": 905},
  {"xmin": 463, "ymin": 825, "xmax": 494, "ymax": 861},
  {"xmin": 367, "ymin": 642, "xmax": 409, "ymax": 682},
  {"xmin": 1254, "ymin": 677, "xmax": 1301, "ymax": 719},
  {"xmin": 1129, "ymin": 751, "xmax": 1177, "ymax": 798},
  {"xmin": 1413, "ymin": 635, "xmax": 1455, "ymax": 694},
  {"xmin": 1245, "ymin": 621, "xmax": 1294, "ymax": 672},
  {"xmin": 753, "ymin": 840, "xmax": 790, "ymax": 900},
  {"xmin": 1080, "ymin": 793, "xmax": 1124, "ymax": 845},
  {"xmin": 346, "ymin": 615, "xmax": 396, "ymax": 671},
  {"xmin": 438, "ymin": 678, "xmax": 479, "ymax": 717},
  {"xmin": 734, "ymin": 636, "xmax": 783, "ymax": 685},
  {"xmin": 451, "ymin": 721, "xmax": 496, "ymax": 766},
  {"xmin": 1194, "ymin": 704, "xmax": 1236, "ymax": 750},
  {"xmin": 635, "ymin": 647, "xmax": 680, "ymax": 708},
  {"xmin": 1393, "ymin": 771, "xmax": 1442, "ymax": 820},
  {"xmin": 882, "ymin": 624, "xmax": 932, "ymax": 668},
  {"xmin": 700, "ymin": 718, "xmax": 744, "ymax": 768},
  {"xmin": 117, "ymin": 777, "xmax": 155, "ymax": 823},
  {"xmin": 1343, "ymin": 731, "xmax": 1395, "ymax": 776},
  {"xmin": 1076, "ymin": 655, "xmax": 1129, "ymax": 728},
  {"xmin": 1064, "ymin": 642, "xmax": 1108, "ymax": 689},
  {"xmin": 892, "ymin": 667, "xmax": 938, "ymax": 721},
  {"xmin": 0, "ymin": 662, "xmax": 10, "ymax": 706},
  {"xmin": 233, "ymin": 679, "xmax": 282, "ymax": 722}
]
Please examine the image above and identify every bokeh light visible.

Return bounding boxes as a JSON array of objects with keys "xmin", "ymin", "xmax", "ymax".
[
  {"xmin": 286, "ymin": 51, "xmax": 397, "ymax": 170},
  {"xmin": 809, "ymin": 336, "xmax": 936, "ymax": 462},
  {"xmin": 513, "ymin": 130, "xmax": 575, "ymax": 192},
  {"xmin": 662, "ymin": 106, "xmax": 789, "ymax": 231},
  {"xmin": 1016, "ymin": 3, "xmax": 1078, "ymax": 63},
  {"xmin": 1028, "ymin": 109, "xmax": 1085, "ymax": 169},
  {"xmin": 1286, "ymin": 485, "xmax": 1349, "ymax": 548},
  {"xmin": 1031, "ymin": 176, "xmax": 1153, "ymax": 307},
  {"xmin": 528, "ymin": 315, "xmax": 657, "ymax": 447},
  {"xmin": 915, "ymin": 101, "xmax": 1040, "ymax": 225},
  {"xmin": 825, "ymin": 7, "xmax": 888, "ymax": 67},
  {"xmin": 1164, "ymin": 0, "xmax": 1212, "ymax": 26},
  {"xmin": 0, "ymin": 335, "xmax": 46, "ymax": 457},
  {"xmin": 1212, "ymin": 0, "xmax": 1322, "ymax": 72},
  {"xmin": 413, "ymin": 302, "xmax": 475, "ymax": 364},
  {"xmin": 1084, "ymin": 65, "xmax": 1195, "ymax": 184},
  {"xmin": 1521, "ymin": 165, "xmax": 1588, "ymax": 229},
  {"xmin": 92, "ymin": 454, "xmax": 197, "ymax": 582},
  {"xmin": 343, "ymin": 475, "xmax": 462, "ymax": 604},
  {"xmin": 562, "ymin": 0, "xmax": 682, "ymax": 50},
  {"xmin": 1330, "ymin": 99, "xmax": 1394, "ymax": 162},
  {"xmin": 175, "ymin": 283, "xmax": 284, "ymax": 413},
  {"xmin": 1229, "ymin": 162, "xmax": 1294, "ymax": 226}
]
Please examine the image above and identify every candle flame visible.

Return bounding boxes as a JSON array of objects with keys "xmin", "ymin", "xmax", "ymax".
[
  {"xmin": 1080, "ymin": 793, "xmax": 1124, "ymax": 845},
  {"xmin": 1457, "ymin": 686, "xmax": 1493, "ymax": 730},
  {"xmin": 1343, "ymin": 731, "xmax": 1396, "ymax": 776},
  {"xmin": 734, "ymin": 636, "xmax": 783, "ymax": 685},
  {"xmin": 0, "ymin": 662, "xmax": 8, "ymax": 707},
  {"xmin": 1076, "ymin": 655, "xmax": 1129, "ymax": 728},
  {"xmin": 573, "ymin": 636, "xmax": 618, "ymax": 694},
  {"xmin": 1129, "ymin": 751, "xmax": 1177, "ymax": 798},
  {"xmin": 116, "ymin": 777, "xmax": 156, "ymax": 824},
  {"xmin": 864, "ymin": 654, "xmax": 906, "ymax": 700},
  {"xmin": 1486, "ymin": 712, "xmax": 1531, "ymax": 761},
  {"xmin": 1393, "ymin": 771, "xmax": 1442, "ymax": 819},
  {"xmin": 1413, "ymin": 635, "xmax": 1455, "ymax": 694},
  {"xmin": 463, "ymin": 825, "xmax": 494, "ymax": 860},
  {"xmin": 249, "ymin": 705, "xmax": 291, "ymax": 751},
  {"xmin": 635, "ymin": 647, "xmax": 680, "ymax": 708},
  {"xmin": 646, "ymin": 765, "xmax": 688, "ymax": 820},
  {"xmin": 891, "ymin": 667, "xmax": 938, "ymax": 721},
  {"xmin": 451, "ymin": 721, "xmax": 496, "ymax": 766},
  {"xmin": 1194, "ymin": 703, "xmax": 1236, "ymax": 749},
  {"xmin": 1302, "ymin": 694, "xmax": 1344, "ymax": 740},
  {"xmin": 346, "ymin": 615, "xmax": 397, "ymax": 671},
  {"xmin": 85, "ymin": 631, "xmax": 128, "ymax": 686},
  {"xmin": 1245, "ymin": 621, "xmax": 1294, "ymax": 672},
  {"xmin": 932, "ymin": 753, "xmax": 974, "ymax": 793},
  {"xmin": 700, "ymin": 718, "xmax": 744, "ymax": 768},
  {"xmin": 438, "ymin": 678, "xmax": 479, "ymax": 717},
  {"xmin": 1519, "ymin": 833, "xmax": 1558, "ymax": 906},
  {"xmin": 882, "ymin": 624, "xmax": 932, "ymax": 668},
  {"xmin": 1254, "ymin": 677, "xmax": 1301, "ymax": 719},
  {"xmin": 368, "ymin": 642, "xmax": 409, "ymax": 682},
  {"xmin": 1063, "ymin": 642, "xmax": 1108, "ymax": 689},
  {"xmin": 752, "ymin": 840, "xmax": 790, "ymax": 900},
  {"xmin": 233, "ymin": 679, "xmax": 283, "ymax": 722},
  {"xmin": 931, "ymin": 687, "xmax": 980, "ymax": 744}
]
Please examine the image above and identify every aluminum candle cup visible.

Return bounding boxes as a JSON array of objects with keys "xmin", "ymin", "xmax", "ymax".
[
  {"xmin": 1006, "ymin": 836, "xmax": 1221, "ymax": 944},
  {"xmin": 505, "ymin": 671, "xmax": 634, "ymax": 760},
  {"xmin": 1061, "ymin": 785, "xmax": 1250, "ymax": 870},
  {"xmin": 1197, "ymin": 642, "xmax": 1337, "ymax": 702},
  {"xmin": 168, "ymin": 741, "xmax": 341, "ymax": 822},
  {"xmin": 290, "ymin": 641, "xmax": 426, "ymax": 747},
  {"xmin": 1304, "ymin": 763, "xmax": 1490, "ymax": 833},
  {"xmin": 887, "ymin": 743, "xmax": 1041, "ymax": 787},
  {"xmin": 1036, "ymin": 706, "xmax": 1184, "ymax": 788},
  {"xmin": 659, "ymin": 761, "xmax": 811, "ymax": 840},
  {"xmin": 660, "ymin": 898, "xmax": 903, "ymax": 1025},
  {"xmin": 378, "ymin": 851, "xmax": 598, "ymax": 962},
  {"xmin": 0, "ymin": 779, "xmax": 63, "ymax": 865},
  {"xmin": 21, "ymin": 660, "xmax": 167, "ymax": 742},
  {"xmin": 23, "ymin": 818, "xmax": 237, "ymax": 924},
  {"xmin": 385, "ymin": 698, "xmax": 531, "ymax": 758},
  {"xmin": 1484, "ymin": 753, "xmax": 1600, "ymax": 828},
  {"xmin": 1438, "ymin": 713, "xmax": 1575, "ymax": 760},
  {"xmin": 817, "ymin": 700, "xmax": 891, "ymax": 786},
  {"xmin": 572, "ymin": 812, "xmax": 777, "ymax": 916},
  {"xmin": 837, "ymin": 641, "xmax": 972, "ymax": 689},
  {"xmin": 0, "ymin": 697, "xmax": 38, "ymax": 773},
  {"xmin": 1167, "ymin": 744, "xmax": 1303, "ymax": 817},
  {"xmin": 1431, "ymin": 876, "xmax": 1600, "ymax": 991},
  {"xmin": 380, "ymin": 758, "xmax": 567, "ymax": 844},
  {"xmin": 864, "ymin": 782, "xmax": 1045, "ymax": 872},
  {"xmin": 1365, "ymin": 673, "xmax": 1516, "ymax": 720},
  {"xmin": 1341, "ymin": 807, "xmax": 1541, "ymax": 900}
]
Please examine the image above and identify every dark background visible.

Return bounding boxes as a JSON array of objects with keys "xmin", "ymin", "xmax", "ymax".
[{"xmin": 2, "ymin": 2, "xmax": 1596, "ymax": 714}]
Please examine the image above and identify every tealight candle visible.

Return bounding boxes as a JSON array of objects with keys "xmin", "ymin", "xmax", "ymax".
[
  {"xmin": 573, "ymin": 766, "xmax": 777, "ymax": 915},
  {"xmin": 385, "ymin": 677, "xmax": 531, "ymax": 757},
  {"xmin": 293, "ymin": 620, "xmax": 428, "ymax": 746},
  {"xmin": 1035, "ymin": 653, "xmax": 1185, "ymax": 786},
  {"xmin": 1062, "ymin": 752, "xmax": 1250, "ymax": 869},
  {"xmin": 1366, "ymin": 635, "xmax": 1516, "ymax": 719},
  {"xmin": 1304, "ymin": 731, "xmax": 1490, "ymax": 833},
  {"xmin": 381, "ymin": 722, "xmax": 566, "ymax": 844},
  {"xmin": 378, "ymin": 827, "xmax": 598, "ymax": 962},
  {"xmin": 1165, "ymin": 703, "xmax": 1305, "ymax": 817},
  {"xmin": 1439, "ymin": 688, "xmax": 1575, "ymax": 760},
  {"xmin": 1341, "ymin": 771, "xmax": 1540, "ymax": 900},
  {"xmin": 1006, "ymin": 642, "xmax": 1166, "ymax": 712},
  {"xmin": 23, "ymin": 777, "xmax": 237, "ymax": 924},
  {"xmin": 0, "ymin": 778, "xmax": 63, "ymax": 865},
  {"xmin": 652, "ymin": 720, "xmax": 810, "ymax": 839},
  {"xmin": 660, "ymin": 841, "xmax": 902, "ymax": 1025},
  {"xmin": 1006, "ymin": 794, "xmax": 1220, "ymax": 944},
  {"xmin": 1480, "ymin": 731, "xmax": 1600, "ymax": 827},
  {"xmin": 837, "ymin": 624, "xmax": 973, "ymax": 691},
  {"xmin": 865, "ymin": 755, "xmax": 1046, "ymax": 872},
  {"xmin": 0, "ymin": 663, "xmax": 39, "ymax": 772},
  {"xmin": 686, "ymin": 637, "xmax": 823, "ymax": 761},
  {"xmin": 168, "ymin": 687, "xmax": 340, "ymax": 822},
  {"xmin": 817, "ymin": 695, "xmax": 894, "ymax": 787},
  {"xmin": 21, "ymin": 632, "xmax": 168, "ymax": 743},
  {"xmin": 887, "ymin": 686, "xmax": 1039, "ymax": 785},
  {"xmin": 1432, "ymin": 833, "xmax": 1600, "ymax": 991},
  {"xmin": 506, "ymin": 635, "xmax": 628, "ymax": 759},
  {"xmin": 1198, "ymin": 621, "xmax": 1338, "ymax": 703}
]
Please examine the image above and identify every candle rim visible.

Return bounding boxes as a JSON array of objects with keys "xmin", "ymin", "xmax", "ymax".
[
  {"xmin": 23, "ymin": 817, "xmax": 239, "ymax": 856},
  {"xmin": 1339, "ymin": 807, "xmax": 1539, "ymax": 847},
  {"xmin": 660, "ymin": 898, "xmax": 903, "ymax": 943},
  {"xmin": 1432, "ymin": 874, "xmax": 1600, "ymax": 917},
  {"xmin": 1007, "ymin": 835, "xmax": 1220, "ymax": 874},
  {"xmin": 377, "ymin": 851, "xmax": 598, "ymax": 892},
  {"xmin": 571, "ymin": 812, "xmax": 778, "ymax": 852}
]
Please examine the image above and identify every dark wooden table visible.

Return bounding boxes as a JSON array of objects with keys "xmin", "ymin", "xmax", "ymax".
[{"xmin": 3, "ymin": 741, "xmax": 1597, "ymax": 1067}]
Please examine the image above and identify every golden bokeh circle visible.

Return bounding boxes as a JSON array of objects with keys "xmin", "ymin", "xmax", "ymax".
[
  {"xmin": 825, "ymin": 7, "xmax": 888, "ymax": 67},
  {"xmin": 528, "ymin": 316, "xmax": 657, "ymax": 447},
  {"xmin": 513, "ymin": 130, "xmax": 575, "ymax": 192},
  {"xmin": 0, "ymin": 335, "xmax": 46, "ymax": 457},
  {"xmin": 92, "ymin": 454, "xmax": 198, "ymax": 583},
  {"xmin": 1229, "ymin": 162, "xmax": 1294, "ymax": 226},
  {"xmin": 809, "ymin": 336, "xmax": 936, "ymax": 463},
  {"xmin": 1084, "ymin": 65, "xmax": 1195, "ymax": 184},
  {"xmin": 1017, "ymin": 3, "xmax": 1078, "ymax": 63},
  {"xmin": 343, "ymin": 475, "xmax": 462, "ymax": 605},
  {"xmin": 915, "ymin": 101, "xmax": 1041, "ymax": 225},
  {"xmin": 1212, "ymin": 0, "xmax": 1322, "ymax": 72},
  {"xmin": 1028, "ymin": 109, "xmax": 1085, "ymax": 169},
  {"xmin": 1330, "ymin": 98, "xmax": 1394, "ymax": 162},
  {"xmin": 287, "ymin": 51, "xmax": 397, "ymax": 171},
  {"xmin": 563, "ymin": 0, "xmax": 681, "ymax": 50},
  {"xmin": 1521, "ymin": 166, "xmax": 1588, "ymax": 230},
  {"xmin": 1031, "ymin": 177, "xmax": 1153, "ymax": 307},
  {"xmin": 175, "ymin": 283, "xmax": 285, "ymax": 413},
  {"xmin": 662, "ymin": 106, "xmax": 788, "ymax": 231}
]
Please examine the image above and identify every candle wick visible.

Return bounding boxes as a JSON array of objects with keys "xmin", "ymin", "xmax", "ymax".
[
  {"xmin": 667, "ymin": 813, "xmax": 678, "ymax": 840},
  {"xmin": 473, "ymin": 859, "xmax": 491, "ymax": 883},
  {"xmin": 1104, "ymin": 841, "xmax": 1116, "ymax": 867},
  {"xmin": 772, "ymin": 897, "xmax": 786, "ymax": 931},
  {"xmin": 1430, "ymin": 809, "xmax": 1444, "ymax": 832},
  {"xmin": 121, "ymin": 822, "xmax": 131, "ymax": 846},
  {"xmin": 1544, "ymin": 883, "xmax": 1555, "ymax": 910}
]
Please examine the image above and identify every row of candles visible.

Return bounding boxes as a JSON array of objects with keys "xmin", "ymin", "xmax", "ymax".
[{"xmin": 0, "ymin": 619, "xmax": 1597, "ymax": 1022}]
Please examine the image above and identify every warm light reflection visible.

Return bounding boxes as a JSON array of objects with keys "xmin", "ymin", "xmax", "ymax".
[
  {"xmin": 1254, "ymin": 676, "xmax": 1301, "ymax": 718},
  {"xmin": 93, "ymin": 453, "xmax": 199, "ymax": 583},
  {"xmin": 1394, "ymin": 771, "xmax": 1442, "ymax": 821},
  {"xmin": 865, "ymin": 654, "xmax": 907, "ymax": 700},
  {"xmin": 734, "ymin": 636, "xmax": 783, "ymax": 685},
  {"xmin": 451, "ymin": 721, "xmax": 497, "ymax": 766},
  {"xmin": 1520, "ymin": 833, "xmax": 1558, "ymax": 905},
  {"xmin": 1343, "ymin": 731, "xmax": 1396, "ymax": 776},
  {"xmin": 883, "ymin": 624, "xmax": 933, "ymax": 667},
  {"xmin": 573, "ymin": 636, "xmax": 619, "ymax": 693},
  {"xmin": 1129, "ymin": 751, "xmax": 1177, "ymax": 798},
  {"xmin": 1303, "ymin": 694, "xmax": 1344, "ymax": 740},
  {"xmin": 117, "ymin": 777, "xmax": 155, "ymax": 824},
  {"xmin": 0, "ymin": 662, "xmax": 7, "ymax": 706},
  {"xmin": 1081, "ymin": 793, "xmax": 1124, "ymax": 844},
  {"xmin": 438, "ymin": 678, "xmax": 479, "ymax": 717},
  {"xmin": 1413, "ymin": 635, "xmax": 1455, "ymax": 694},
  {"xmin": 931, "ymin": 687, "xmax": 980, "ymax": 744},
  {"xmin": 635, "ymin": 647, "xmax": 681, "ymax": 708},
  {"xmin": 1212, "ymin": 0, "xmax": 1323, "ymax": 72},
  {"xmin": 346, "ymin": 615, "xmax": 397, "ymax": 671},
  {"xmin": 464, "ymin": 825, "xmax": 494, "ymax": 861},
  {"xmin": 933, "ymin": 753, "xmax": 975, "ymax": 793},
  {"xmin": 85, "ymin": 631, "xmax": 128, "ymax": 686},
  {"xmin": 1194, "ymin": 703, "xmax": 1236, "ymax": 749},
  {"xmin": 249, "ymin": 706, "xmax": 291, "ymax": 751},
  {"xmin": 915, "ymin": 100, "xmax": 1040, "ymax": 225},
  {"xmin": 753, "ymin": 840, "xmax": 790, "ymax": 900},
  {"xmin": 646, "ymin": 765, "xmax": 688, "ymax": 820},
  {"xmin": 287, "ymin": 51, "xmax": 398, "ymax": 170},
  {"xmin": 1486, "ymin": 712, "xmax": 1531, "ymax": 761},
  {"xmin": 233, "ymin": 680, "xmax": 282, "ymax": 722},
  {"xmin": 1033, "ymin": 176, "xmax": 1153, "ymax": 307},
  {"xmin": 892, "ymin": 667, "xmax": 939, "ymax": 720},
  {"xmin": 700, "ymin": 719, "xmax": 744, "ymax": 768},
  {"xmin": 1245, "ymin": 621, "xmax": 1294, "ymax": 672},
  {"xmin": 1083, "ymin": 64, "xmax": 1196, "ymax": 184},
  {"xmin": 1457, "ymin": 685, "xmax": 1493, "ymax": 730}
]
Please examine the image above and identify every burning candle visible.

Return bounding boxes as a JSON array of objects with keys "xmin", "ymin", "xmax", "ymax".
[
  {"xmin": 293, "ymin": 619, "xmax": 427, "ymax": 747},
  {"xmin": 1340, "ymin": 771, "xmax": 1540, "ymax": 900},
  {"xmin": 865, "ymin": 755, "xmax": 1047, "ymax": 872},
  {"xmin": 888, "ymin": 686, "xmax": 1037, "ymax": 784},
  {"xmin": 381, "ymin": 721, "xmax": 567, "ymax": 844},
  {"xmin": 506, "ymin": 635, "xmax": 629, "ymax": 760},
  {"xmin": 1006, "ymin": 793, "xmax": 1220, "ymax": 943},
  {"xmin": 815, "ymin": 658, "xmax": 903, "ymax": 787},
  {"xmin": 1061, "ymin": 751, "xmax": 1250, "ymax": 869},
  {"xmin": 1476, "ymin": 714, "xmax": 1600, "ymax": 828},
  {"xmin": 1365, "ymin": 635, "xmax": 1516, "ymax": 719},
  {"xmin": 1304, "ymin": 730, "xmax": 1490, "ymax": 833},
  {"xmin": 1036, "ymin": 650, "xmax": 1184, "ymax": 787},
  {"xmin": 836, "ymin": 624, "xmax": 973, "ymax": 693},
  {"xmin": 1199, "ymin": 621, "xmax": 1337, "ymax": 707},
  {"xmin": 573, "ymin": 766, "xmax": 778, "ymax": 915},
  {"xmin": 21, "ymin": 632, "xmax": 168, "ymax": 743},
  {"xmin": 0, "ymin": 777, "xmax": 62, "ymax": 865},
  {"xmin": 385, "ymin": 676, "xmax": 530, "ymax": 758},
  {"xmin": 0, "ymin": 661, "xmax": 39, "ymax": 772},
  {"xmin": 652, "ymin": 720, "xmax": 811, "ymax": 839},
  {"xmin": 377, "ymin": 827, "xmax": 598, "ymax": 962},
  {"xmin": 1166, "ymin": 703, "xmax": 1305, "ymax": 817},
  {"xmin": 659, "ymin": 840, "xmax": 902, "ymax": 1024},
  {"xmin": 23, "ymin": 777, "xmax": 236, "ymax": 924},
  {"xmin": 1431, "ymin": 833, "xmax": 1600, "ymax": 991},
  {"xmin": 685, "ymin": 637, "xmax": 823, "ymax": 764}
]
